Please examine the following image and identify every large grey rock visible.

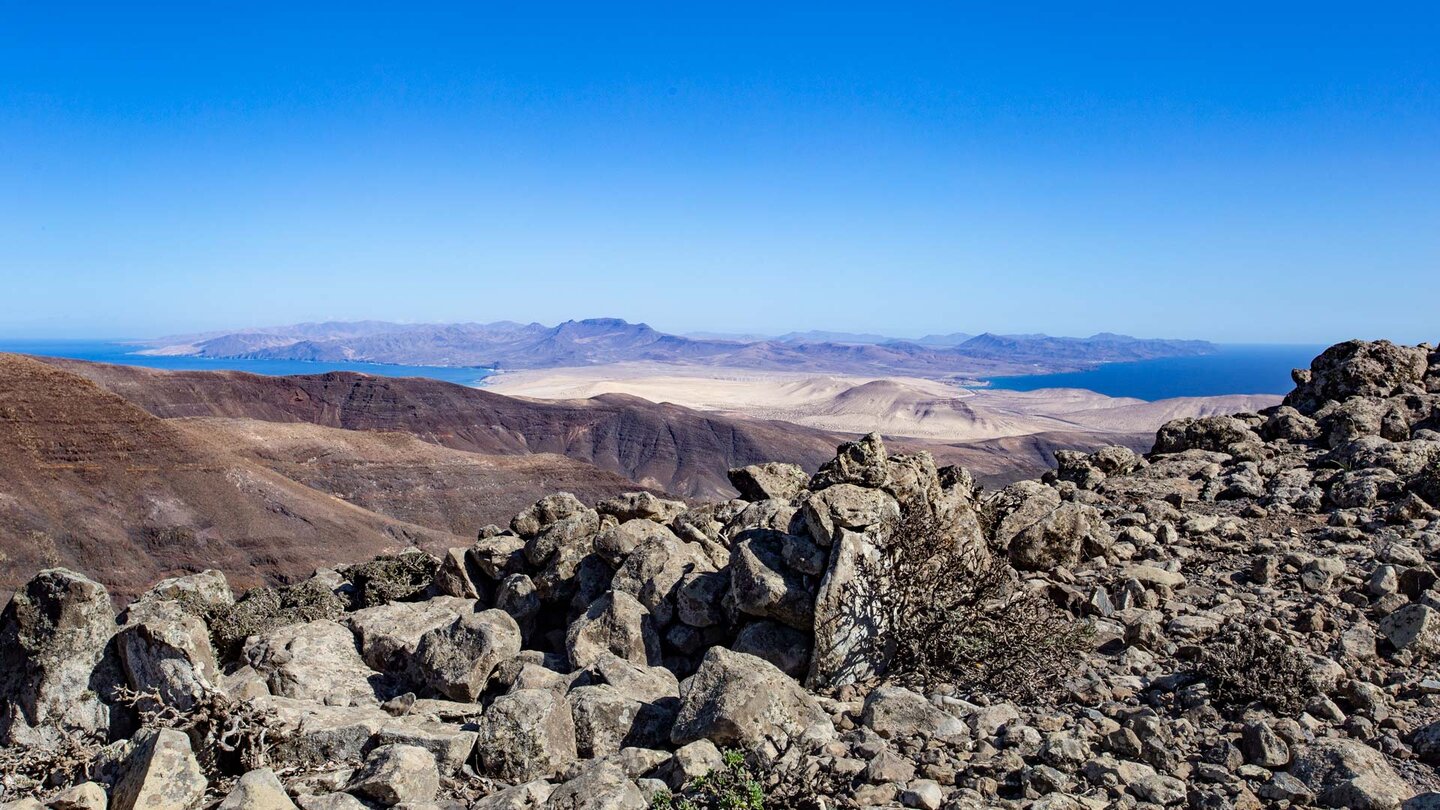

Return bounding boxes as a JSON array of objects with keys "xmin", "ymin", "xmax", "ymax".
[
  {"xmin": 1380, "ymin": 604, "xmax": 1440, "ymax": 655},
  {"xmin": 808, "ymin": 528, "xmax": 888, "ymax": 688},
  {"xmin": 567, "ymin": 684, "xmax": 676, "ymax": 757},
  {"xmin": 729, "ymin": 530, "xmax": 815, "ymax": 631},
  {"xmin": 610, "ymin": 534, "xmax": 715, "ymax": 626},
  {"xmin": 802, "ymin": 484, "xmax": 900, "ymax": 548},
  {"xmin": 1286, "ymin": 340, "xmax": 1431, "ymax": 414},
  {"xmin": 1153, "ymin": 415, "xmax": 1265, "ymax": 458},
  {"xmin": 110, "ymin": 729, "xmax": 207, "ymax": 810},
  {"xmin": 989, "ymin": 481, "xmax": 1110, "ymax": 570},
  {"xmin": 862, "ymin": 686, "xmax": 967, "ymax": 740},
  {"xmin": 346, "ymin": 597, "xmax": 476, "ymax": 672},
  {"xmin": 593, "ymin": 520, "xmax": 681, "ymax": 568},
  {"xmin": 143, "ymin": 570, "xmax": 234, "ymax": 613},
  {"xmin": 524, "ymin": 509, "xmax": 600, "ymax": 568},
  {"xmin": 597, "ymin": 492, "xmax": 688, "ymax": 524},
  {"xmin": 732, "ymin": 620, "xmax": 811, "ymax": 678},
  {"xmin": 511, "ymin": 492, "xmax": 589, "ymax": 538},
  {"xmin": 348, "ymin": 744, "xmax": 439, "ymax": 806},
  {"xmin": 671, "ymin": 647, "xmax": 832, "ymax": 748},
  {"xmin": 245, "ymin": 620, "xmax": 384, "ymax": 707},
  {"xmin": 810, "ymin": 432, "xmax": 891, "ymax": 490},
  {"xmin": 116, "ymin": 599, "xmax": 220, "ymax": 712},
  {"xmin": 1289, "ymin": 738, "xmax": 1413, "ymax": 810},
  {"xmin": 218, "ymin": 768, "xmax": 299, "ymax": 810},
  {"xmin": 433, "ymin": 547, "xmax": 488, "ymax": 600},
  {"xmin": 474, "ymin": 688, "xmax": 578, "ymax": 782},
  {"xmin": 0, "ymin": 569, "xmax": 115, "ymax": 741},
  {"xmin": 546, "ymin": 761, "xmax": 648, "ymax": 810},
  {"xmin": 728, "ymin": 463, "xmax": 810, "ymax": 502},
  {"xmin": 410, "ymin": 609, "xmax": 522, "ymax": 701},
  {"xmin": 586, "ymin": 651, "xmax": 681, "ymax": 704},
  {"xmin": 566, "ymin": 591, "xmax": 660, "ymax": 670}
]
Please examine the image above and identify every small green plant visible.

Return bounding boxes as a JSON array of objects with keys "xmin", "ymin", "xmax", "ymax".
[{"xmin": 649, "ymin": 749, "xmax": 766, "ymax": 810}]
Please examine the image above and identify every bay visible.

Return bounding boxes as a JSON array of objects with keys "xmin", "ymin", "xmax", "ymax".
[
  {"xmin": 0, "ymin": 340, "xmax": 495, "ymax": 387},
  {"xmin": 982, "ymin": 344, "xmax": 1327, "ymax": 401}
]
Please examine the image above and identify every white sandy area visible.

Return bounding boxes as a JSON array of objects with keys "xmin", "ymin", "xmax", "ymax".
[{"xmin": 483, "ymin": 363, "xmax": 1282, "ymax": 443}]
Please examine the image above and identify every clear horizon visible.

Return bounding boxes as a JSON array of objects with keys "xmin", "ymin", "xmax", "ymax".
[{"xmin": 3, "ymin": 4, "xmax": 1438, "ymax": 344}]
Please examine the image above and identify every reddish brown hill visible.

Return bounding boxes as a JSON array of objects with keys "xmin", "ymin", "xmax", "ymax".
[
  {"xmin": 0, "ymin": 354, "xmax": 463, "ymax": 599},
  {"xmin": 50, "ymin": 360, "xmax": 850, "ymax": 498},
  {"xmin": 175, "ymin": 417, "xmax": 661, "ymax": 537}
]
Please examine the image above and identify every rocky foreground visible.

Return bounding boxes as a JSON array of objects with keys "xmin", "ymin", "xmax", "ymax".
[{"xmin": 3, "ymin": 339, "xmax": 1440, "ymax": 810}]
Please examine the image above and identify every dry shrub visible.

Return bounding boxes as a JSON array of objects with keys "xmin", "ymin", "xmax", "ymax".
[
  {"xmin": 341, "ymin": 551, "xmax": 438, "ymax": 608},
  {"xmin": 206, "ymin": 578, "xmax": 346, "ymax": 661},
  {"xmin": 0, "ymin": 728, "xmax": 98, "ymax": 800},
  {"xmin": 1199, "ymin": 621, "xmax": 1316, "ymax": 714},
  {"xmin": 852, "ymin": 506, "xmax": 1092, "ymax": 702},
  {"xmin": 117, "ymin": 686, "xmax": 281, "ymax": 780}
]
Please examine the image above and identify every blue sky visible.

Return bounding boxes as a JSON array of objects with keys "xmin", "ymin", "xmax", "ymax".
[{"xmin": 2, "ymin": 3, "xmax": 1437, "ymax": 343}]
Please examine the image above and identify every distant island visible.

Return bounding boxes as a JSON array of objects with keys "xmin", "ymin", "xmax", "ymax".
[{"xmin": 136, "ymin": 318, "xmax": 1215, "ymax": 377}]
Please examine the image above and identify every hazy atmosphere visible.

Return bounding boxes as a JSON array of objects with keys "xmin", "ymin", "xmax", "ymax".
[{"xmin": 4, "ymin": 3, "xmax": 1437, "ymax": 341}]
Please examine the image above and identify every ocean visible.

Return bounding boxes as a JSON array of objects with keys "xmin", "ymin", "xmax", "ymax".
[
  {"xmin": 0, "ymin": 340, "xmax": 495, "ymax": 387},
  {"xmin": 0, "ymin": 340, "xmax": 1326, "ymax": 401},
  {"xmin": 982, "ymin": 344, "xmax": 1328, "ymax": 401}
]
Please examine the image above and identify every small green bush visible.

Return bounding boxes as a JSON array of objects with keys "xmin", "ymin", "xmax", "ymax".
[{"xmin": 649, "ymin": 749, "xmax": 765, "ymax": 810}]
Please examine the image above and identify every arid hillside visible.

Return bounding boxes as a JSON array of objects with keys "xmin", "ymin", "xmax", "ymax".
[
  {"xmin": 0, "ymin": 354, "xmax": 469, "ymax": 598},
  {"xmin": 48, "ymin": 358, "xmax": 856, "ymax": 497}
]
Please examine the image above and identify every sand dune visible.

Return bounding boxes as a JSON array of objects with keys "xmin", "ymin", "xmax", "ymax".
[{"xmin": 485, "ymin": 364, "xmax": 1281, "ymax": 443}]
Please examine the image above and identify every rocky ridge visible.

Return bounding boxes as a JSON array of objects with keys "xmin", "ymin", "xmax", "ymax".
[{"xmin": 2, "ymin": 339, "xmax": 1440, "ymax": 809}]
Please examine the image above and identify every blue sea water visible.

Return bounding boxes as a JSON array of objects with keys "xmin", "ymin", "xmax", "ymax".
[
  {"xmin": 0, "ymin": 340, "xmax": 495, "ymax": 387},
  {"xmin": 982, "ymin": 344, "xmax": 1328, "ymax": 401},
  {"xmin": 2, "ymin": 340, "xmax": 1324, "ymax": 401}
]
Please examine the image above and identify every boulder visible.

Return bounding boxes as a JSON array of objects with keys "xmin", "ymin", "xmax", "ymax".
[
  {"xmin": 1153, "ymin": 415, "xmax": 1264, "ymax": 459},
  {"xmin": 610, "ymin": 535, "xmax": 715, "ymax": 626},
  {"xmin": 218, "ymin": 769, "xmax": 299, "ymax": 810},
  {"xmin": 511, "ymin": 492, "xmax": 589, "ymax": 538},
  {"xmin": 567, "ymin": 591, "xmax": 661, "ymax": 669},
  {"xmin": 1286, "ymin": 340, "xmax": 1431, "ymax": 414},
  {"xmin": 0, "ymin": 569, "xmax": 115, "ymax": 741},
  {"xmin": 728, "ymin": 463, "xmax": 810, "ymax": 502},
  {"xmin": 244, "ymin": 620, "xmax": 385, "ymax": 707},
  {"xmin": 110, "ymin": 729, "xmax": 207, "ymax": 810},
  {"xmin": 433, "ymin": 547, "xmax": 488, "ymax": 600},
  {"xmin": 471, "ymin": 535, "xmax": 527, "ymax": 581},
  {"xmin": 671, "ymin": 647, "xmax": 831, "ymax": 748},
  {"xmin": 524, "ymin": 509, "xmax": 600, "ymax": 568},
  {"xmin": 474, "ymin": 688, "xmax": 579, "ymax": 781},
  {"xmin": 593, "ymin": 520, "xmax": 682, "ymax": 568},
  {"xmin": 729, "ymin": 530, "xmax": 815, "ymax": 631},
  {"xmin": 47, "ymin": 782, "xmax": 108, "ymax": 810},
  {"xmin": 567, "ymin": 684, "xmax": 675, "ymax": 757},
  {"xmin": 862, "ymin": 685, "xmax": 967, "ymax": 740},
  {"xmin": 732, "ymin": 620, "xmax": 812, "ymax": 678},
  {"xmin": 546, "ymin": 761, "xmax": 648, "ymax": 810},
  {"xmin": 802, "ymin": 484, "xmax": 900, "ymax": 548},
  {"xmin": 346, "ymin": 597, "xmax": 476, "ymax": 672},
  {"xmin": 143, "ymin": 570, "xmax": 234, "ymax": 613},
  {"xmin": 809, "ymin": 432, "xmax": 891, "ymax": 490},
  {"xmin": 596, "ymin": 492, "xmax": 688, "ymax": 524},
  {"xmin": 116, "ymin": 599, "xmax": 221, "ymax": 712},
  {"xmin": 808, "ymin": 528, "xmax": 888, "ymax": 688},
  {"xmin": 1289, "ymin": 738, "xmax": 1413, "ymax": 809},
  {"xmin": 410, "ymin": 609, "xmax": 522, "ymax": 701},
  {"xmin": 348, "ymin": 744, "xmax": 439, "ymax": 806},
  {"xmin": 1380, "ymin": 604, "xmax": 1440, "ymax": 655}
]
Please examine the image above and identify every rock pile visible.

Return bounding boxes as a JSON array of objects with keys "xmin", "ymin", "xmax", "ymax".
[{"xmin": 1, "ymin": 338, "xmax": 1439, "ymax": 809}]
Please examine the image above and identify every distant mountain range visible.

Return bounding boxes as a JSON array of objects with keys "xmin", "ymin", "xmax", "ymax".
[{"xmin": 137, "ymin": 318, "xmax": 1215, "ymax": 377}]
